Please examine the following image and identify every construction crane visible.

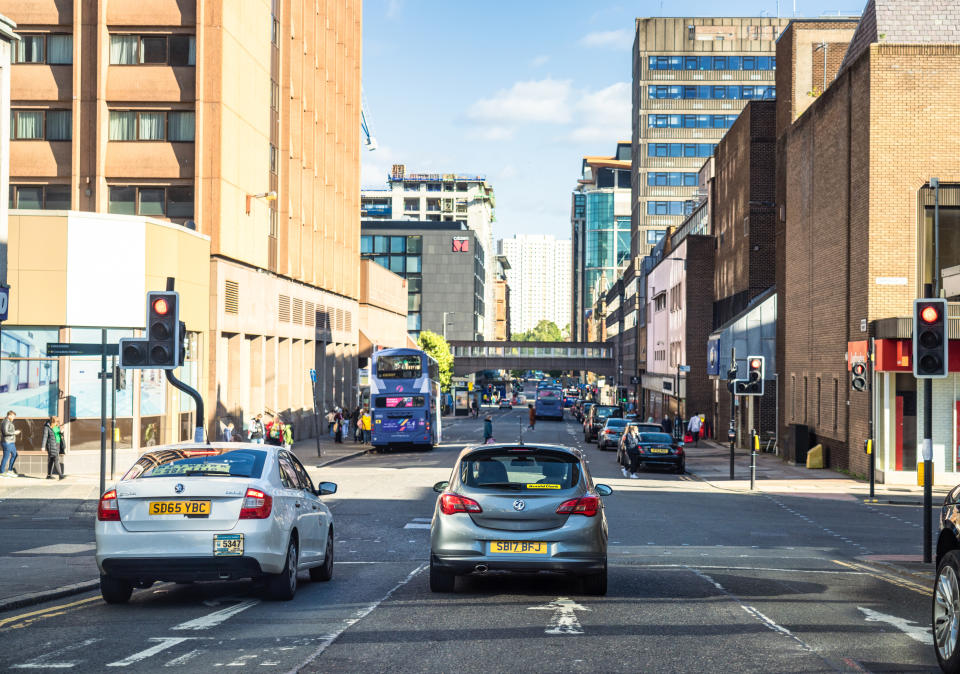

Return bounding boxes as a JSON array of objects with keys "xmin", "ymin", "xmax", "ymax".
[{"xmin": 361, "ymin": 90, "xmax": 377, "ymax": 151}]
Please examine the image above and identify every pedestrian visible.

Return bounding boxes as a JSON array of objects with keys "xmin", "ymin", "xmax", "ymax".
[
  {"xmin": 42, "ymin": 415, "xmax": 65, "ymax": 480},
  {"xmin": 621, "ymin": 425, "xmax": 641, "ymax": 479},
  {"xmin": 334, "ymin": 408, "xmax": 343, "ymax": 443},
  {"xmin": 483, "ymin": 414, "xmax": 494, "ymax": 443},
  {"xmin": 351, "ymin": 407, "xmax": 362, "ymax": 442},
  {"xmin": 0, "ymin": 410, "xmax": 21, "ymax": 477},
  {"xmin": 266, "ymin": 416, "xmax": 284, "ymax": 446},
  {"xmin": 283, "ymin": 421, "xmax": 293, "ymax": 451},
  {"xmin": 248, "ymin": 413, "xmax": 265, "ymax": 444},
  {"xmin": 361, "ymin": 407, "xmax": 372, "ymax": 444},
  {"xmin": 471, "ymin": 397, "xmax": 479, "ymax": 419},
  {"xmin": 220, "ymin": 420, "xmax": 233, "ymax": 442},
  {"xmin": 527, "ymin": 403, "xmax": 536, "ymax": 430},
  {"xmin": 661, "ymin": 414, "xmax": 673, "ymax": 437},
  {"xmin": 687, "ymin": 413, "xmax": 702, "ymax": 447},
  {"xmin": 326, "ymin": 409, "xmax": 336, "ymax": 437}
]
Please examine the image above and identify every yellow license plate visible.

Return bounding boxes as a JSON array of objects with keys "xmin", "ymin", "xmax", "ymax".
[
  {"xmin": 650, "ymin": 448, "xmax": 670, "ymax": 454},
  {"xmin": 148, "ymin": 500, "xmax": 211, "ymax": 516},
  {"xmin": 489, "ymin": 541, "xmax": 548, "ymax": 554}
]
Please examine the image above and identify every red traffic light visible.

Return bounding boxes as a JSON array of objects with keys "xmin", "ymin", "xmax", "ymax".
[
  {"xmin": 152, "ymin": 298, "xmax": 170, "ymax": 315},
  {"xmin": 750, "ymin": 358, "xmax": 762, "ymax": 370},
  {"xmin": 852, "ymin": 362, "xmax": 866, "ymax": 376},
  {"xmin": 921, "ymin": 305, "xmax": 940, "ymax": 324}
]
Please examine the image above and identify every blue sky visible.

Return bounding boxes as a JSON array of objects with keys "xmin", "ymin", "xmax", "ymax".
[{"xmin": 361, "ymin": 0, "xmax": 863, "ymax": 241}]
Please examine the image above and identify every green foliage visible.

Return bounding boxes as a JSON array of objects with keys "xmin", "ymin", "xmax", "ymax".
[
  {"xmin": 417, "ymin": 330, "xmax": 453, "ymax": 392},
  {"xmin": 509, "ymin": 370, "xmax": 526, "ymax": 379},
  {"xmin": 511, "ymin": 320, "xmax": 564, "ymax": 343}
]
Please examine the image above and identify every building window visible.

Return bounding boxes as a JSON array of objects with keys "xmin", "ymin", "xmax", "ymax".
[
  {"xmin": 646, "ymin": 229, "xmax": 666, "ymax": 245},
  {"xmin": 648, "ymin": 144, "xmax": 716, "ymax": 159},
  {"xmin": 648, "ymin": 85, "xmax": 775, "ymax": 100},
  {"xmin": 803, "ymin": 376, "xmax": 808, "ymax": 424},
  {"xmin": 9, "ymin": 184, "xmax": 70, "ymax": 210},
  {"xmin": 269, "ymin": 144, "xmax": 278, "ymax": 174},
  {"xmin": 647, "ymin": 172, "xmax": 699, "ymax": 187},
  {"xmin": 648, "ymin": 114, "xmax": 738, "ymax": 129},
  {"xmin": 109, "ymin": 35, "xmax": 196, "ymax": 66},
  {"xmin": 360, "ymin": 235, "xmax": 372, "ymax": 254},
  {"xmin": 108, "ymin": 110, "xmax": 195, "ymax": 142},
  {"xmin": 833, "ymin": 378, "xmax": 839, "ymax": 431},
  {"xmin": 654, "ymin": 293, "xmax": 666, "ymax": 312},
  {"xmin": 108, "ymin": 185, "xmax": 194, "ymax": 218},
  {"xmin": 816, "ymin": 377, "xmax": 821, "ymax": 428},
  {"xmin": 406, "ymin": 235, "xmax": 422, "ymax": 253},
  {"xmin": 13, "ymin": 34, "xmax": 73, "ymax": 64},
  {"xmin": 596, "ymin": 169, "xmax": 615, "ymax": 189},
  {"xmin": 404, "ymin": 198, "xmax": 419, "ymax": 212},
  {"xmin": 10, "ymin": 109, "xmax": 71, "ymax": 141},
  {"xmin": 648, "ymin": 55, "xmax": 774, "ymax": 71},
  {"xmin": 647, "ymin": 201, "xmax": 695, "ymax": 216}
]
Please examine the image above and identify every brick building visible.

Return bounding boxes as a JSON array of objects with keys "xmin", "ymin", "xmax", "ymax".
[{"xmin": 776, "ymin": 2, "xmax": 960, "ymax": 483}]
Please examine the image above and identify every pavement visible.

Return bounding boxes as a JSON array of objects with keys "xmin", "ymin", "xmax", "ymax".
[{"xmin": 0, "ymin": 407, "xmax": 944, "ymax": 672}]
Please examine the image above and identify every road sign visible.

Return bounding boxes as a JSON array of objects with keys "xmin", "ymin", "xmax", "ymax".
[
  {"xmin": 46, "ymin": 342, "xmax": 119, "ymax": 357},
  {"xmin": 309, "ymin": 368, "xmax": 317, "ymax": 384},
  {"xmin": 0, "ymin": 286, "xmax": 8, "ymax": 321},
  {"xmin": 630, "ymin": 376, "xmax": 640, "ymax": 384},
  {"xmin": 679, "ymin": 365, "xmax": 691, "ymax": 373}
]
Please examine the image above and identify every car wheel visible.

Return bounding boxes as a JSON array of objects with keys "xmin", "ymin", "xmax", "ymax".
[
  {"xmin": 581, "ymin": 560, "xmax": 607, "ymax": 596},
  {"xmin": 430, "ymin": 556, "xmax": 455, "ymax": 593},
  {"xmin": 310, "ymin": 530, "xmax": 334, "ymax": 582},
  {"xmin": 266, "ymin": 537, "xmax": 299, "ymax": 600},
  {"xmin": 676, "ymin": 461, "xmax": 685, "ymax": 474},
  {"xmin": 936, "ymin": 549, "xmax": 960, "ymax": 671},
  {"xmin": 100, "ymin": 574, "xmax": 133, "ymax": 604}
]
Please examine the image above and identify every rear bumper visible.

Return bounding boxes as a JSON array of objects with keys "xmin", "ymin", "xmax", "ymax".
[
  {"xmin": 101, "ymin": 556, "xmax": 264, "ymax": 583},
  {"xmin": 638, "ymin": 454, "xmax": 683, "ymax": 468},
  {"xmin": 432, "ymin": 554, "xmax": 604, "ymax": 575}
]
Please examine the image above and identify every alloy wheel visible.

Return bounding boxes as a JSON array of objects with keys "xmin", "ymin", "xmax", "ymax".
[{"xmin": 936, "ymin": 564, "xmax": 960, "ymax": 660}]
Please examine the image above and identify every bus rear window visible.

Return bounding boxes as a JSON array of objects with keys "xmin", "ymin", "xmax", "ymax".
[
  {"xmin": 375, "ymin": 395, "xmax": 426, "ymax": 408},
  {"xmin": 375, "ymin": 355, "xmax": 422, "ymax": 379},
  {"xmin": 537, "ymin": 389, "xmax": 559, "ymax": 400}
]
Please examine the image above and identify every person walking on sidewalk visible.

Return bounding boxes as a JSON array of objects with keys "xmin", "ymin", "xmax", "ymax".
[
  {"xmin": 687, "ymin": 413, "xmax": 702, "ymax": 447},
  {"xmin": 661, "ymin": 414, "xmax": 673, "ymax": 438},
  {"xmin": 351, "ymin": 407, "xmax": 362, "ymax": 442},
  {"xmin": 283, "ymin": 421, "xmax": 293, "ymax": 451},
  {"xmin": 334, "ymin": 408, "xmax": 344, "ymax": 443},
  {"xmin": 248, "ymin": 414, "xmax": 266, "ymax": 444},
  {"xmin": 326, "ymin": 409, "xmax": 336, "ymax": 437},
  {"xmin": 527, "ymin": 403, "xmax": 536, "ymax": 430},
  {"xmin": 361, "ymin": 407, "xmax": 372, "ymax": 445},
  {"xmin": 0, "ymin": 410, "xmax": 21, "ymax": 477},
  {"xmin": 483, "ymin": 414, "xmax": 494, "ymax": 444},
  {"xmin": 42, "ymin": 416, "xmax": 65, "ymax": 480}
]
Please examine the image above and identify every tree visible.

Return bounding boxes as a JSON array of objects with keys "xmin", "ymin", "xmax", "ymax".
[
  {"xmin": 511, "ymin": 320, "xmax": 564, "ymax": 343},
  {"xmin": 417, "ymin": 330, "xmax": 453, "ymax": 392}
]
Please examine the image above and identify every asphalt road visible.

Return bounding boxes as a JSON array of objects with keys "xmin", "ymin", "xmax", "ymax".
[{"xmin": 0, "ymin": 407, "xmax": 940, "ymax": 673}]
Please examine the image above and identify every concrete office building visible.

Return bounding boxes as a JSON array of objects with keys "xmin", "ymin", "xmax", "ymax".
[
  {"xmin": 631, "ymin": 17, "xmax": 789, "ymax": 259},
  {"xmin": 572, "ymin": 143, "xmax": 632, "ymax": 342},
  {"xmin": 3, "ymin": 1, "xmax": 363, "ymax": 448},
  {"xmin": 361, "ymin": 221, "xmax": 485, "ymax": 342},
  {"xmin": 361, "ymin": 165, "xmax": 496, "ymax": 339},
  {"xmin": 498, "ymin": 234, "xmax": 571, "ymax": 337}
]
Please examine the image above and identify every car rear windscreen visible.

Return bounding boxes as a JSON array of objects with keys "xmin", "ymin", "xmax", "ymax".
[
  {"xmin": 595, "ymin": 406, "xmax": 620, "ymax": 417},
  {"xmin": 122, "ymin": 448, "xmax": 267, "ymax": 480},
  {"xmin": 605, "ymin": 418, "xmax": 628, "ymax": 428},
  {"xmin": 638, "ymin": 432, "xmax": 674, "ymax": 444},
  {"xmin": 459, "ymin": 450, "xmax": 580, "ymax": 490}
]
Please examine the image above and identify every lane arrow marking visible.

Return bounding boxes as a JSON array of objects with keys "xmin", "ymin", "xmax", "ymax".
[{"xmin": 528, "ymin": 596, "xmax": 591, "ymax": 635}]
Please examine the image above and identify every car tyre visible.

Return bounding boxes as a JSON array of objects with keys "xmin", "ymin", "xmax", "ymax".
[
  {"xmin": 936, "ymin": 549, "xmax": 960, "ymax": 672},
  {"xmin": 266, "ymin": 537, "xmax": 298, "ymax": 601},
  {"xmin": 581, "ymin": 560, "xmax": 607, "ymax": 596},
  {"xmin": 430, "ymin": 556, "xmax": 455, "ymax": 593},
  {"xmin": 676, "ymin": 461, "xmax": 685, "ymax": 474},
  {"xmin": 100, "ymin": 574, "xmax": 133, "ymax": 604},
  {"xmin": 310, "ymin": 530, "xmax": 335, "ymax": 582}
]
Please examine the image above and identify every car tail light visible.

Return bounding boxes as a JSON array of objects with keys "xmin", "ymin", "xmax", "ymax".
[
  {"xmin": 98, "ymin": 489, "xmax": 120, "ymax": 521},
  {"xmin": 439, "ymin": 493, "xmax": 482, "ymax": 515},
  {"xmin": 604, "ymin": 429, "xmax": 615, "ymax": 435},
  {"xmin": 673, "ymin": 445, "xmax": 684, "ymax": 455},
  {"xmin": 239, "ymin": 488, "xmax": 273, "ymax": 519},
  {"xmin": 556, "ymin": 495, "xmax": 599, "ymax": 517}
]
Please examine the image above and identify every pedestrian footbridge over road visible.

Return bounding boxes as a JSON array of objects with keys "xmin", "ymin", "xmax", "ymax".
[{"xmin": 448, "ymin": 341, "xmax": 615, "ymax": 376}]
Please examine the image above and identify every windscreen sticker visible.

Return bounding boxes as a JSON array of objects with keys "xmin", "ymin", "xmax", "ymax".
[{"xmin": 526, "ymin": 483, "xmax": 561, "ymax": 489}]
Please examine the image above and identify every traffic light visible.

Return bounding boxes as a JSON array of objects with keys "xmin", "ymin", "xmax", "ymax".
[
  {"xmin": 726, "ymin": 362, "xmax": 739, "ymax": 393},
  {"xmin": 913, "ymin": 298, "xmax": 948, "ymax": 378},
  {"xmin": 119, "ymin": 291, "xmax": 181, "ymax": 370},
  {"xmin": 851, "ymin": 362, "xmax": 867, "ymax": 391},
  {"xmin": 735, "ymin": 356, "xmax": 764, "ymax": 396}
]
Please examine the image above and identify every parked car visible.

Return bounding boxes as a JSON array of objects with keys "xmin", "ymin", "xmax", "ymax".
[
  {"xmin": 429, "ymin": 443, "xmax": 612, "ymax": 595},
  {"xmin": 499, "ymin": 399, "xmax": 512, "ymax": 409},
  {"xmin": 597, "ymin": 418, "xmax": 630, "ymax": 451},
  {"xmin": 95, "ymin": 443, "xmax": 337, "ymax": 604},
  {"xmin": 934, "ymin": 484, "xmax": 960, "ymax": 671},
  {"xmin": 578, "ymin": 402, "xmax": 594, "ymax": 427},
  {"xmin": 584, "ymin": 405, "xmax": 623, "ymax": 443},
  {"xmin": 617, "ymin": 430, "xmax": 685, "ymax": 474}
]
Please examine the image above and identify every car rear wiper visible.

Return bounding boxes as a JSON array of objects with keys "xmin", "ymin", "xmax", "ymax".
[
  {"xmin": 183, "ymin": 470, "xmax": 248, "ymax": 477},
  {"xmin": 477, "ymin": 482, "xmax": 524, "ymax": 490}
]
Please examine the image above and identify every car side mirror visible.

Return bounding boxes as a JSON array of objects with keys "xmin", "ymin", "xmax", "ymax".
[
  {"xmin": 433, "ymin": 481, "xmax": 449, "ymax": 493},
  {"xmin": 317, "ymin": 481, "xmax": 337, "ymax": 496},
  {"xmin": 595, "ymin": 484, "xmax": 613, "ymax": 496}
]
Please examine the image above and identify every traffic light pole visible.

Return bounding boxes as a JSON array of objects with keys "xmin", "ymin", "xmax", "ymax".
[
  {"xmin": 110, "ymin": 355, "xmax": 116, "ymax": 480},
  {"xmin": 922, "ymin": 282, "xmax": 934, "ymax": 564},
  {"xmin": 99, "ymin": 329, "xmax": 107, "ymax": 496},
  {"xmin": 729, "ymin": 346, "xmax": 736, "ymax": 481},
  {"xmin": 165, "ymin": 369, "xmax": 205, "ymax": 443}
]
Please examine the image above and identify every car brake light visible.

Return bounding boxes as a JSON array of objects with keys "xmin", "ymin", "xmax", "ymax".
[
  {"xmin": 439, "ymin": 493, "xmax": 482, "ymax": 515},
  {"xmin": 556, "ymin": 495, "xmax": 599, "ymax": 517},
  {"xmin": 98, "ymin": 489, "xmax": 120, "ymax": 521},
  {"xmin": 239, "ymin": 487, "xmax": 273, "ymax": 519},
  {"xmin": 604, "ymin": 429, "xmax": 616, "ymax": 434}
]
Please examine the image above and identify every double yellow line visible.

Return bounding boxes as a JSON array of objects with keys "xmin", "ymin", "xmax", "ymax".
[
  {"xmin": 831, "ymin": 559, "xmax": 931, "ymax": 596},
  {"xmin": 0, "ymin": 595, "xmax": 100, "ymax": 631}
]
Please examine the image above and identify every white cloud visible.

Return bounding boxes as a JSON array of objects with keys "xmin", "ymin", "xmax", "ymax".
[
  {"xmin": 467, "ymin": 78, "xmax": 573, "ymax": 124},
  {"xmin": 530, "ymin": 54, "xmax": 549, "ymax": 67},
  {"xmin": 569, "ymin": 82, "xmax": 631, "ymax": 143},
  {"xmin": 468, "ymin": 126, "xmax": 516, "ymax": 141},
  {"xmin": 580, "ymin": 29, "xmax": 633, "ymax": 49}
]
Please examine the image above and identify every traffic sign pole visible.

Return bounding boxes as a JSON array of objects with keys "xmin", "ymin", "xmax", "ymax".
[
  {"xmin": 310, "ymin": 369, "xmax": 323, "ymax": 457},
  {"xmin": 729, "ymin": 347, "xmax": 736, "ymax": 481},
  {"xmin": 100, "ymin": 329, "xmax": 107, "ymax": 497}
]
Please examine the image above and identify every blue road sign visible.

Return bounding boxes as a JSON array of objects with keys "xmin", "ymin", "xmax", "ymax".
[
  {"xmin": 309, "ymin": 369, "xmax": 317, "ymax": 384},
  {"xmin": 0, "ymin": 286, "xmax": 8, "ymax": 322}
]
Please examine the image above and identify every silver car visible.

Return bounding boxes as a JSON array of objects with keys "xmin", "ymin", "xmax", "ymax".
[
  {"xmin": 429, "ymin": 443, "xmax": 612, "ymax": 595},
  {"xmin": 95, "ymin": 443, "xmax": 337, "ymax": 604}
]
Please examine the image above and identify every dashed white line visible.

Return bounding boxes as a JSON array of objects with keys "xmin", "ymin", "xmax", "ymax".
[
  {"xmin": 107, "ymin": 638, "xmax": 194, "ymax": 668},
  {"xmin": 172, "ymin": 599, "xmax": 260, "ymax": 631}
]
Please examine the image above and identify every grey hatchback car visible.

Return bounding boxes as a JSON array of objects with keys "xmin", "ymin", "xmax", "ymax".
[{"xmin": 429, "ymin": 443, "xmax": 612, "ymax": 595}]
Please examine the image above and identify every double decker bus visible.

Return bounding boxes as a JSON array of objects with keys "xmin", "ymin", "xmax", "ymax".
[
  {"xmin": 370, "ymin": 348, "xmax": 441, "ymax": 450},
  {"xmin": 534, "ymin": 386, "xmax": 564, "ymax": 420}
]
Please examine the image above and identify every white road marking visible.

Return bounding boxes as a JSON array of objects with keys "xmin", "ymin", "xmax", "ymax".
[
  {"xmin": 107, "ymin": 638, "xmax": 194, "ymax": 667},
  {"xmin": 403, "ymin": 522, "xmax": 431, "ymax": 529},
  {"xmin": 13, "ymin": 543, "xmax": 96, "ymax": 555},
  {"xmin": 12, "ymin": 638, "xmax": 101, "ymax": 669},
  {"xmin": 412, "ymin": 517, "xmax": 432, "ymax": 522},
  {"xmin": 528, "ymin": 597, "xmax": 591, "ymax": 635},
  {"xmin": 163, "ymin": 649, "xmax": 203, "ymax": 667},
  {"xmin": 858, "ymin": 606, "xmax": 932, "ymax": 644},
  {"xmin": 286, "ymin": 562, "xmax": 427, "ymax": 673},
  {"xmin": 172, "ymin": 599, "xmax": 259, "ymax": 631}
]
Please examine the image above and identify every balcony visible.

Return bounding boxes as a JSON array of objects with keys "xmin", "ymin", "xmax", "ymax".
[
  {"xmin": 8, "ymin": 0, "xmax": 71, "ymax": 25},
  {"xmin": 105, "ymin": 142, "xmax": 194, "ymax": 179},
  {"xmin": 106, "ymin": 66, "xmax": 195, "ymax": 103},
  {"xmin": 12, "ymin": 64, "xmax": 72, "ymax": 103},
  {"xmin": 10, "ymin": 141, "xmax": 71, "ymax": 178},
  {"xmin": 106, "ymin": 0, "xmax": 196, "ymax": 26}
]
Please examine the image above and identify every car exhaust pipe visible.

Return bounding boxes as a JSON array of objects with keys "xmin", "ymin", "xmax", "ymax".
[{"xmin": 474, "ymin": 563, "xmax": 488, "ymax": 574}]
